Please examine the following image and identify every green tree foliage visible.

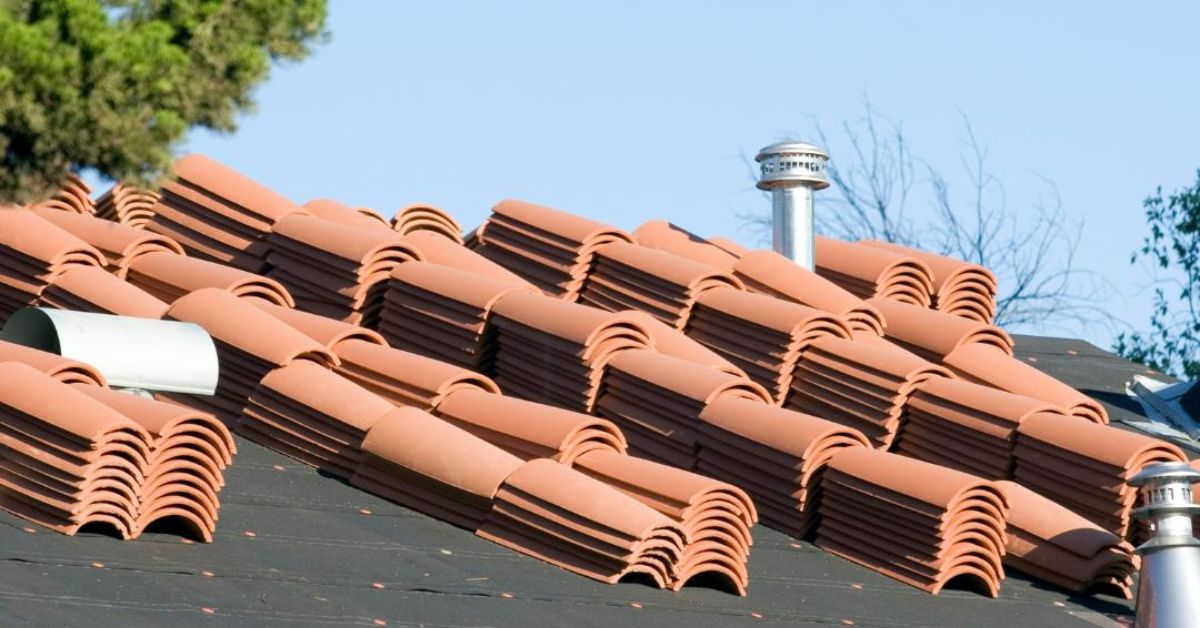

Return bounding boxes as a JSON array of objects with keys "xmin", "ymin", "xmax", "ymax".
[
  {"xmin": 1115, "ymin": 171, "xmax": 1200, "ymax": 378},
  {"xmin": 0, "ymin": 0, "xmax": 327, "ymax": 202}
]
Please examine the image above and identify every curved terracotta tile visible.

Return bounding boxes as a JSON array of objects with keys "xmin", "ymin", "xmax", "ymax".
[
  {"xmin": 172, "ymin": 155, "xmax": 307, "ymax": 224},
  {"xmin": 303, "ymin": 199, "xmax": 393, "ymax": 231},
  {"xmin": 861, "ymin": 240, "xmax": 998, "ymax": 323},
  {"xmin": 30, "ymin": 207, "xmax": 184, "ymax": 270},
  {"xmin": 247, "ymin": 298, "xmax": 385, "ymax": 351},
  {"xmin": 393, "ymin": 204, "xmax": 464, "ymax": 243},
  {"xmin": 271, "ymin": 214, "xmax": 420, "ymax": 267},
  {"xmin": 866, "ymin": 297, "xmax": 1012, "ymax": 361},
  {"xmin": 0, "ymin": 340, "xmax": 107, "ymax": 386},
  {"xmin": 477, "ymin": 458, "xmax": 687, "ymax": 586},
  {"xmin": 166, "ymin": 288, "xmax": 336, "ymax": 368},
  {"xmin": 631, "ymin": 220, "xmax": 742, "ymax": 272},
  {"xmin": 124, "ymin": 251, "xmax": 294, "ymax": 307},
  {"xmin": 733, "ymin": 250, "xmax": 885, "ymax": 336},
  {"xmin": 332, "ymin": 339, "xmax": 499, "ymax": 410},
  {"xmin": 814, "ymin": 237, "xmax": 935, "ymax": 307},
  {"xmin": 95, "ymin": 183, "xmax": 160, "ymax": 228},
  {"xmin": 435, "ymin": 389, "xmax": 626, "ymax": 463},
  {"xmin": 403, "ymin": 231, "xmax": 535, "ymax": 288},
  {"xmin": 621, "ymin": 311, "xmax": 744, "ymax": 377},
  {"xmin": 0, "ymin": 208, "xmax": 106, "ymax": 270},
  {"xmin": 944, "ymin": 344, "xmax": 1109, "ymax": 424},
  {"xmin": 488, "ymin": 200, "xmax": 633, "ymax": 248},
  {"xmin": 994, "ymin": 480, "xmax": 1134, "ymax": 596},
  {"xmin": 42, "ymin": 266, "xmax": 170, "ymax": 319},
  {"xmin": 31, "ymin": 174, "xmax": 95, "ymax": 215}
]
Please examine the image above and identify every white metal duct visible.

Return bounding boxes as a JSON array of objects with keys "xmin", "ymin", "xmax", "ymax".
[{"xmin": 0, "ymin": 307, "xmax": 219, "ymax": 395}]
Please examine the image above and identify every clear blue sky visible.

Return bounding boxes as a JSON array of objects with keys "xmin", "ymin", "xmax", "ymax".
[{"xmin": 179, "ymin": 1, "xmax": 1200, "ymax": 348}]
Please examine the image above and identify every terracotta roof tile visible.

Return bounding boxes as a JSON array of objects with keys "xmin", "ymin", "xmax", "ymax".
[
  {"xmin": 379, "ymin": 262, "xmax": 537, "ymax": 371},
  {"xmin": 0, "ymin": 208, "xmax": 105, "ymax": 320},
  {"xmin": 0, "ymin": 338, "xmax": 107, "ymax": 386},
  {"xmin": 866, "ymin": 297, "xmax": 1013, "ymax": 361},
  {"xmin": 477, "ymin": 458, "xmax": 688, "ymax": 586},
  {"xmin": 41, "ymin": 266, "xmax": 170, "ymax": 319},
  {"xmin": 632, "ymin": 220, "xmax": 742, "ymax": 272},
  {"xmin": 621, "ymin": 310, "xmax": 744, "ymax": 377},
  {"xmin": 491, "ymin": 292, "xmax": 651, "ymax": 411},
  {"xmin": 266, "ymin": 214, "xmax": 422, "ymax": 325},
  {"xmin": 995, "ymin": 480, "xmax": 1134, "ymax": 597},
  {"xmin": 688, "ymin": 287, "xmax": 853, "ymax": 402},
  {"xmin": 697, "ymin": 397, "xmax": 871, "ymax": 538},
  {"xmin": 944, "ymin": 344, "xmax": 1109, "ymax": 423},
  {"xmin": 814, "ymin": 237, "xmax": 935, "ymax": 307},
  {"xmin": 403, "ymin": 231, "xmax": 536, "ymax": 289},
  {"xmin": 817, "ymin": 448, "xmax": 1008, "ymax": 596},
  {"xmin": 861, "ymin": 240, "xmax": 998, "ymax": 323},
  {"xmin": 434, "ymin": 389, "xmax": 627, "ymax": 464},
  {"xmin": 124, "ymin": 250, "xmax": 294, "ymax": 307},
  {"xmin": 332, "ymin": 338, "xmax": 499, "ymax": 411},
  {"xmin": 475, "ymin": 199, "xmax": 633, "ymax": 299},
  {"xmin": 30, "ymin": 207, "xmax": 184, "ymax": 271},
  {"xmin": 1014, "ymin": 413, "xmax": 1185, "ymax": 537},
  {"xmin": 580, "ymin": 242, "xmax": 744, "ymax": 329},
  {"xmin": 392, "ymin": 204, "xmax": 464, "ymax": 243},
  {"xmin": 94, "ymin": 183, "xmax": 160, "ymax": 228},
  {"xmin": 897, "ymin": 377, "xmax": 1066, "ymax": 479},
  {"xmin": 302, "ymin": 199, "xmax": 392, "ymax": 231},
  {"xmin": 353, "ymin": 407, "xmax": 523, "ymax": 530},
  {"xmin": 32, "ymin": 174, "xmax": 95, "ymax": 215},
  {"xmin": 596, "ymin": 349, "xmax": 769, "ymax": 468},
  {"xmin": 733, "ymin": 250, "xmax": 885, "ymax": 336},
  {"xmin": 573, "ymin": 450, "xmax": 756, "ymax": 594},
  {"xmin": 787, "ymin": 336, "xmax": 952, "ymax": 449},
  {"xmin": 246, "ymin": 297, "xmax": 386, "ymax": 351}
]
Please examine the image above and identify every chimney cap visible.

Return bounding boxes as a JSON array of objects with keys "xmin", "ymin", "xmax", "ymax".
[{"xmin": 755, "ymin": 141, "xmax": 830, "ymax": 191}]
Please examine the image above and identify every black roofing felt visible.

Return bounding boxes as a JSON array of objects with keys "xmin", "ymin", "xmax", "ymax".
[{"xmin": 0, "ymin": 336, "xmax": 1147, "ymax": 628}]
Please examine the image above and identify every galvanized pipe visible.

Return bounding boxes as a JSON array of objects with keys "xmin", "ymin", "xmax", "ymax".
[
  {"xmin": 1128, "ymin": 461, "xmax": 1200, "ymax": 628},
  {"xmin": 756, "ymin": 141, "xmax": 829, "ymax": 271}
]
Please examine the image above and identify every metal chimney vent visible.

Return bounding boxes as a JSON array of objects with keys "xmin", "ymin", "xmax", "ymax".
[
  {"xmin": 755, "ymin": 141, "xmax": 829, "ymax": 270},
  {"xmin": 1127, "ymin": 461, "xmax": 1200, "ymax": 627}
]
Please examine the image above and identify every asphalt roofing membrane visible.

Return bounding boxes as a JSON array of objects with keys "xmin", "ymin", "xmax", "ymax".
[{"xmin": 0, "ymin": 334, "xmax": 1147, "ymax": 628}]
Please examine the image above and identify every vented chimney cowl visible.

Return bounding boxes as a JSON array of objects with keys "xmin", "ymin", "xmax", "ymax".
[
  {"xmin": 1128, "ymin": 461, "xmax": 1200, "ymax": 628},
  {"xmin": 755, "ymin": 141, "xmax": 829, "ymax": 271}
]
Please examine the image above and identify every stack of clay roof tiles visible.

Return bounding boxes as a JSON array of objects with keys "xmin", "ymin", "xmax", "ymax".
[
  {"xmin": 686, "ymin": 287, "xmax": 852, "ymax": 403},
  {"xmin": 787, "ymin": 336, "xmax": 952, "ymax": 449},
  {"xmin": 816, "ymin": 448, "xmax": 1009, "ymax": 596},
  {"xmin": 393, "ymin": 204, "xmax": 464, "ymax": 243},
  {"xmin": 898, "ymin": 378, "xmax": 1066, "ymax": 479},
  {"xmin": 573, "ymin": 450, "xmax": 757, "ymax": 594},
  {"xmin": 622, "ymin": 310, "xmax": 745, "ymax": 377},
  {"xmin": 162, "ymin": 288, "xmax": 336, "ymax": 425},
  {"xmin": 266, "ymin": 214, "xmax": 422, "ymax": 325},
  {"xmin": 404, "ymin": 231, "xmax": 536, "ymax": 287},
  {"xmin": 477, "ymin": 458, "xmax": 688, "ymax": 587},
  {"xmin": 491, "ymin": 292, "xmax": 651, "ymax": 412},
  {"xmin": 732, "ymin": 250, "xmax": 886, "ymax": 336},
  {"xmin": 861, "ymin": 241, "xmax": 999, "ymax": 323},
  {"xmin": 29, "ymin": 207, "xmax": 185, "ymax": 272},
  {"xmin": 74, "ymin": 384, "xmax": 235, "ymax": 542},
  {"xmin": 996, "ymin": 481, "xmax": 1135, "ymax": 597},
  {"xmin": 579, "ymin": 242, "xmax": 744, "ymax": 328},
  {"xmin": 301, "ymin": 199, "xmax": 392, "ymax": 231},
  {"xmin": 123, "ymin": 250, "xmax": 294, "ymax": 307},
  {"xmin": 94, "ymin": 183, "xmax": 161, "ymax": 228},
  {"xmin": 944, "ymin": 344, "xmax": 1110, "ymax": 424},
  {"xmin": 331, "ymin": 339, "xmax": 500, "ymax": 411},
  {"xmin": 867, "ymin": 297, "xmax": 1014, "ymax": 363},
  {"xmin": 434, "ymin": 389, "xmax": 627, "ymax": 464},
  {"xmin": 242, "ymin": 360, "xmax": 395, "ymax": 479},
  {"xmin": 33, "ymin": 174, "xmax": 95, "ymax": 215},
  {"xmin": 0, "ymin": 362, "xmax": 233, "ymax": 542},
  {"xmin": 474, "ymin": 199, "xmax": 633, "ymax": 299},
  {"xmin": 41, "ymin": 266, "xmax": 170, "ymax": 319},
  {"xmin": 697, "ymin": 397, "xmax": 871, "ymax": 538},
  {"xmin": 0, "ymin": 209, "xmax": 105, "ymax": 322},
  {"xmin": 246, "ymin": 297, "xmax": 388, "ymax": 351},
  {"xmin": 814, "ymin": 236, "xmax": 935, "ymax": 307},
  {"xmin": 352, "ymin": 406, "xmax": 523, "ymax": 531},
  {"xmin": 146, "ymin": 154, "xmax": 308, "ymax": 272},
  {"xmin": 378, "ymin": 262, "xmax": 535, "ymax": 371},
  {"xmin": 632, "ymin": 220, "xmax": 746, "ymax": 272},
  {"xmin": 596, "ymin": 349, "xmax": 770, "ymax": 468},
  {"xmin": 1013, "ymin": 414, "xmax": 1186, "ymax": 538},
  {"xmin": 0, "ymin": 340, "xmax": 107, "ymax": 386}
]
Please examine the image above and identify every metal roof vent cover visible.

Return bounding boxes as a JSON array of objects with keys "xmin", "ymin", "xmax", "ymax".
[
  {"xmin": 1128, "ymin": 461, "xmax": 1200, "ymax": 627},
  {"xmin": 755, "ymin": 141, "xmax": 829, "ymax": 271},
  {"xmin": 0, "ymin": 307, "xmax": 220, "ymax": 395}
]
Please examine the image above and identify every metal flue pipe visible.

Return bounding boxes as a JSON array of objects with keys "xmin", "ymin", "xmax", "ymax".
[
  {"xmin": 755, "ymin": 141, "xmax": 829, "ymax": 270},
  {"xmin": 1128, "ymin": 461, "xmax": 1200, "ymax": 628}
]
